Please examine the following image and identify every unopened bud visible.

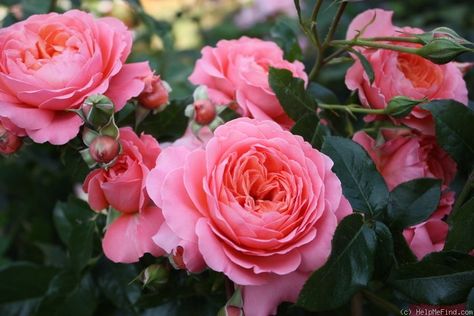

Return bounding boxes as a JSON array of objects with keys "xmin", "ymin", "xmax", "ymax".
[
  {"xmin": 140, "ymin": 264, "xmax": 169, "ymax": 287},
  {"xmin": 0, "ymin": 123, "xmax": 22, "ymax": 155},
  {"xmin": 416, "ymin": 38, "xmax": 472, "ymax": 64},
  {"xmin": 170, "ymin": 246, "xmax": 186, "ymax": 270},
  {"xmin": 83, "ymin": 95, "xmax": 115, "ymax": 128},
  {"xmin": 386, "ymin": 96, "xmax": 426, "ymax": 118},
  {"xmin": 194, "ymin": 99, "xmax": 217, "ymax": 125},
  {"xmin": 89, "ymin": 135, "xmax": 120, "ymax": 164},
  {"xmin": 138, "ymin": 75, "xmax": 171, "ymax": 111}
]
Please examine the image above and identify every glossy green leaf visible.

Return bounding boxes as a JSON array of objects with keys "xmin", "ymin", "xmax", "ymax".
[
  {"xmin": 291, "ymin": 112, "xmax": 329, "ymax": 149},
  {"xmin": 269, "ymin": 67, "xmax": 316, "ymax": 121},
  {"xmin": 270, "ymin": 20, "xmax": 303, "ymax": 62},
  {"xmin": 445, "ymin": 197, "xmax": 474, "ymax": 252},
  {"xmin": 36, "ymin": 272, "xmax": 99, "ymax": 316},
  {"xmin": 53, "ymin": 197, "xmax": 96, "ymax": 271},
  {"xmin": 298, "ymin": 214, "xmax": 377, "ymax": 311},
  {"xmin": 350, "ymin": 49, "xmax": 375, "ymax": 84},
  {"xmin": 390, "ymin": 251, "xmax": 474, "ymax": 305},
  {"xmin": 322, "ymin": 136, "xmax": 389, "ymax": 216},
  {"xmin": 387, "ymin": 178, "xmax": 441, "ymax": 229},
  {"xmin": 373, "ymin": 221, "xmax": 394, "ymax": 279},
  {"xmin": 423, "ymin": 100, "xmax": 474, "ymax": 167},
  {"xmin": 0, "ymin": 262, "xmax": 57, "ymax": 314},
  {"xmin": 307, "ymin": 82, "xmax": 339, "ymax": 105},
  {"xmin": 96, "ymin": 260, "xmax": 141, "ymax": 311}
]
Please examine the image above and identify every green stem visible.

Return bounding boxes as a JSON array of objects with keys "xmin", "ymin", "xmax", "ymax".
[
  {"xmin": 331, "ymin": 39, "xmax": 419, "ymax": 54},
  {"xmin": 310, "ymin": 0, "xmax": 324, "ymax": 49},
  {"xmin": 360, "ymin": 36, "xmax": 423, "ymax": 44},
  {"xmin": 319, "ymin": 103, "xmax": 387, "ymax": 115},
  {"xmin": 362, "ymin": 289, "xmax": 402, "ymax": 316},
  {"xmin": 309, "ymin": 1, "xmax": 348, "ymax": 81}
]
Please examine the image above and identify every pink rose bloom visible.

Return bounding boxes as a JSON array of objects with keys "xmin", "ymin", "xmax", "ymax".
[
  {"xmin": 353, "ymin": 130, "xmax": 457, "ymax": 259},
  {"xmin": 345, "ymin": 9, "xmax": 468, "ymax": 135},
  {"xmin": 83, "ymin": 127, "xmax": 164, "ymax": 262},
  {"xmin": 189, "ymin": 37, "xmax": 308, "ymax": 128},
  {"xmin": 0, "ymin": 10, "xmax": 152, "ymax": 145},
  {"xmin": 235, "ymin": 0, "xmax": 297, "ymax": 29},
  {"xmin": 147, "ymin": 118, "xmax": 351, "ymax": 316}
]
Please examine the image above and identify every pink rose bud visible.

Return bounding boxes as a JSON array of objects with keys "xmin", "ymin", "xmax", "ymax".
[
  {"xmin": 138, "ymin": 75, "xmax": 170, "ymax": 111},
  {"xmin": 89, "ymin": 135, "xmax": 120, "ymax": 164},
  {"xmin": 170, "ymin": 246, "xmax": 186, "ymax": 270},
  {"xmin": 194, "ymin": 99, "xmax": 216, "ymax": 125},
  {"xmin": 0, "ymin": 123, "xmax": 22, "ymax": 155}
]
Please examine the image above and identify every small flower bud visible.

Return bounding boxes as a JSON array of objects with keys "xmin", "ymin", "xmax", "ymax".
[
  {"xmin": 416, "ymin": 38, "xmax": 471, "ymax": 64},
  {"xmin": 89, "ymin": 135, "xmax": 120, "ymax": 164},
  {"xmin": 140, "ymin": 264, "xmax": 169, "ymax": 287},
  {"xmin": 138, "ymin": 75, "xmax": 171, "ymax": 111},
  {"xmin": 0, "ymin": 123, "xmax": 22, "ymax": 155},
  {"xmin": 83, "ymin": 94, "xmax": 115, "ymax": 128},
  {"xmin": 170, "ymin": 246, "xmax": 186, "ymax": 270},
  {"xmin": 194, "ymin": 99, "xmax": 217, "ymax": 125},
  {"xmin": 386, "ymin": 96, "xmax": 426, "ymax": 118}
]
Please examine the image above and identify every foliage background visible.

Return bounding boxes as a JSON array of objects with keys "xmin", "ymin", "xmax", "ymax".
[{"xmin": 0, "ymin": 0, "xmax": 472, "ymax": 315}]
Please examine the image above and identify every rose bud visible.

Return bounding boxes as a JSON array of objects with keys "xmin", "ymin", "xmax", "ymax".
[
  {"xmin": 194, "ymin": 99, "xmax": 216, "ymax": 125},
  {"xmin": 416, "ymin": 38, "xmax": 470, "ymax": 64},
  {"xmin": 0, "ymin": 123, "xmax": 22, "ymax": 155},
  {"xmin": 138, "ymin": 75, "xmax": 171, "ymax": 111},
  {"xmin": 89, "ymin": 135, "xmax": 120, "ymax": 164}
]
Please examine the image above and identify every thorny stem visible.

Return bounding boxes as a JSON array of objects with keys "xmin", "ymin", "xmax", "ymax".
[{"xmin": 310, "ymin": 0, "xmax": 324, "ymax": 49}]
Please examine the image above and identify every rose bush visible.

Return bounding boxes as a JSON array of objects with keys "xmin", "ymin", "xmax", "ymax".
[{"xmin": 1, "ymin": 2, "xmax": 474, "ymax": 316}]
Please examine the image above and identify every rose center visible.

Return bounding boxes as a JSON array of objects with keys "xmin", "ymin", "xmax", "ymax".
[
  {"xmin": 22, "ymin": 26, "xmax": 78, "ymax": 70},
  {"xmin": 397, "ymin": 53, "xmax": 443, "ymax": 88}
]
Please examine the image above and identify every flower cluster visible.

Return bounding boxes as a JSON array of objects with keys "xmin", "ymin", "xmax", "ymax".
[{"xmin": 1, "ymin": 4, "xmax": 473, "ymax": 316}]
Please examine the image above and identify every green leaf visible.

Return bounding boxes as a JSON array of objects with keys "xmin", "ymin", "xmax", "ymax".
[
  {"xmin": 291, "ymin": 112, "xmax": 329, "ymax": 149},
  {"xmin": 0, "ymin": 262, "xmax": 57, "ymax": 313},
  {"xmin": 351, "ymin": 49, "xmax": 375, "ymax": 84},
  {"xmin": 268, "ymin": 67, "xmax": 316, "ymax": 121},
  {"xmin": 96, "ymin": 260, "xmax": 141, "ymax": 311},
  {"xmin": 321, "ymin": 136, "xmax": 389, "ymax": 216},
  {"xmin": 53, "ymin": 197, "xmax": 96, "ymax": 271},
  {"xmin": 270, "ymin": 20, "xmax": 303, "ymax": 62},
  {"xmin": 390, "ymin": 251, "xmax": 474, "ymax": 305},
  {"xmin": 36, "ymin": 272, "xmax": 98, "ymax": 316},
  {"xmin": 138, "ymin": 97, "xmax": 189, "ymax": 142},
  {"xmin": 298, "ymin": 214, "xmax": 377, "ymax": 311},
  {"xmin": 373, "ymin": 221, "xmax": 394, "ymax": 280},
  {"xmin": 392, "ymin": 231, "xmax": 417, "ymax": 265},
  {"xmin": 423, "ymin": 100, "xmax": 474, "ymax": 167},
  {"xmin": 445, "ymin": 197, "xmax": 474, "ymax": 252},
  {"xmin": 386, "ymin": 178, "xmax": 441, "ymax": 229},
  {"xmin": 468, "ymin": 287, "xmax": 474, "ymax": 311},
  {"xmin": 307, "ymin": 82, "xmax": 339, "ymax": 105}
]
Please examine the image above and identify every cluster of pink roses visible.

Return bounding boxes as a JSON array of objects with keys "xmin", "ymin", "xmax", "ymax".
[
  {"xmin": 346, "ymin": 9, "xmax": 466, "ymax": 259},
  {"xmin": 0, "ymin": 6, "xmax": 469, "ymax": 316}
]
